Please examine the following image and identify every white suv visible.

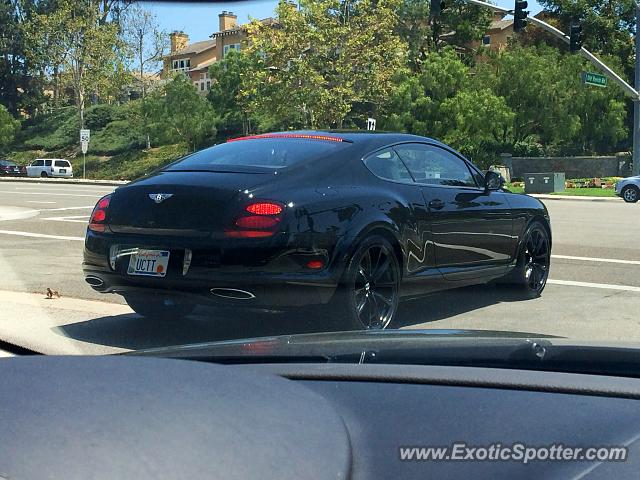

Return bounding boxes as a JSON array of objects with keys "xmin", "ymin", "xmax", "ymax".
[{"xmin": 27, "ymin": 159, "xmax": 73, "ymax": 178}]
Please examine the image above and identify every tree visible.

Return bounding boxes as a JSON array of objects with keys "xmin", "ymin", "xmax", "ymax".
[
  {"xmin": 145, "ymin": 74, "xmax": 217, "ymax": 151},
  {"xmin": 242, "ymin": 0, "xmax": 408, "ymax": 129},
  {"xmin": 537, "ymin": 0, "xmax": 636, "ymax": 80},
  {"xmin": 0, "ymin": 0, "xmax": 46, "ymax": 115},
  {"xmin": 396, "ymin": 0, "xmax": 492, "ymax": 71},
  {"xmin": 22, "ymin": 0, "xmax": 124, "ymax": 128},
  {"xmin": 208, "ymin": 51, "xmax": 256, "ymax": 137},
  {"xmin": 475, "ymin": 45, "xmax": 627, "ymax": 153},
  {"xmin": 0, "ymin": 105, "xmax": 20, "ymax": 152},
  {"xmin": 379, "ymin": 48, "xmax": 469, "ymax": 137},
  {"xmin": 122, "ymin": 4, "xmax": 167, "ymax": 148}
]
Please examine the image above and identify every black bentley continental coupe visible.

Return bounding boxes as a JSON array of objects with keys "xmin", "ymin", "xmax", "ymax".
[{"xmin": 83, "ymin": 132, "xmax": 551, "ymax": 329}]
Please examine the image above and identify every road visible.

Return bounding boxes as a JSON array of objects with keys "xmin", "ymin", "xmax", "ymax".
[{"xmin": 0, "ymin": 180, "xmax": 639, "ymax": 355}]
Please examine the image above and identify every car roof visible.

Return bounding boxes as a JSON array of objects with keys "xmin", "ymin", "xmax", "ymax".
[{"xmin": 286, "ymin": 130, "xmax": 450, "ymax": 149}]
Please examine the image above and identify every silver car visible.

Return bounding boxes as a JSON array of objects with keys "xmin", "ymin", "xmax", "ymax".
[{"xmin": 615, "ymin": 176, "xmax": 640, "ymax": 203}]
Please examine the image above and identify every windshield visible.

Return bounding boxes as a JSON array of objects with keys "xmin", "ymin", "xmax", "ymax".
[{"xmin": 1, "ymin": 0, "xmax": 639, "ymax": 368}]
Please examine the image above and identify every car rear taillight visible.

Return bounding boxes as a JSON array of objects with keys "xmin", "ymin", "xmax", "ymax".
[
  {"xmin": 89, "ymin": 194, "xmax": 112, "ymax": 232},
  {"xmin": 225, "ymin": 201, "xmax": 284, "ymax": 238}
]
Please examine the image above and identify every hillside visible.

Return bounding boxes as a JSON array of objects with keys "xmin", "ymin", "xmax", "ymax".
[{"xmin": 7, "ymin": 104, "xmax": 189, "ymax": 180}]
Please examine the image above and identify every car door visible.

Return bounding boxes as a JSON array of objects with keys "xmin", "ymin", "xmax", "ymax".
[
  {"xmin": 27, "ymin": 160, "xmax": 44, "ymax": 177},
  {"xmin": 44, "ymin": 159, "xmax": 53, "ymax": 175},
  {"xmin": 362, "ymin": 147, "xmax": 439, "ymax": 284},
  {"xmin": 394, "ymin": 143, "xmax": 515, "ymax": 281}
]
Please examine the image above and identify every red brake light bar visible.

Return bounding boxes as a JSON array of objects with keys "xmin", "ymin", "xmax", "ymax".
[{"xmin": 227, "ymin": 133, "xmax": 347, "ymax": 143}]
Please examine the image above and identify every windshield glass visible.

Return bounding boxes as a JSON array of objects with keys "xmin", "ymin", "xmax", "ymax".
[{"xmin": 1, "ymin": 0, "xmax": 639, "ymax": 365}]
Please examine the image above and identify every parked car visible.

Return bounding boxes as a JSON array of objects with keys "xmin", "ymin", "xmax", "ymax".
[
  {"xmin": 0, "ymin": 159, "xmax": 25, "ymax": 176},
  {"xmin": 26, "ymin": 159, "xmax": 73, "ymax": 178},
  {"xmin": 614, "ymin": 176, "xmax": 640, "ymax": 203},
  {"xmin": 83, "ymin": 131, "xmax": 552, "ymax": 329}
]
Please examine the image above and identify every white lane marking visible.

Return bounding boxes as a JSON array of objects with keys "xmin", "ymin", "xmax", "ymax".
[
  {"xmin": 0, "ymin": 229, "xmax": 84, "ymax": 241},
  {"xmin": 40, "ymin": 206, "xmax": 94, "ymax": 212},
  {"xmin": 26, "ymin": 201, "xmax": 56, "ymax": 204},
  {"xmin": 551, "ymin": 254, "xmax": 640, "ymax": 266},
  {"xmin": 548, "ymin": 279, "xmax": 640, "ymax": 293},
  {"xmin": 0, "ymin": 208, "xmax": 40, "ymax": 221},
  {"xmin": 43, "ymin": 215, "xmax": 89, "ymax": 223},
  {"xmin": 0, "ymin": 191, "xmax": 98, "ymax": 197}
]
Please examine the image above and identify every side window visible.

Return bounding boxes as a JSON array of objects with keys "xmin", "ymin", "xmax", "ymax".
[
  {"xmin": 395, "ymin": 144, "xmax": 478, "ymax": 188},
  {"xmin": 33, "ymin": 160, "xmax": 44, "ymax": 167},
  {"xmin": 363, "ymin": 148, "xmax": 414, "ymax": 183},
  {"xmin": 55, "ymin": 160, "xmax": 69, "ymax": 167},
  {"xmin": 44, "ymin": 160, "xmax": 52, "ymax": 166}
]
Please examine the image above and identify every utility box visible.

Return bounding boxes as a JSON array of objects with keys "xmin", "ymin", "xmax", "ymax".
[{"xmin": 524, "ymin": 172, "xmax": 565, "ymax": 194}]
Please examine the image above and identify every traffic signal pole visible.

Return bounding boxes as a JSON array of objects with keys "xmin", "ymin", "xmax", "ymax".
[
  {"xmin": 633, "ymin": 2, "xmax": 640, "ymax": 176},
  {"xmin": 463, "ymin": 0, "xmax": 640, "ymax": 175}
]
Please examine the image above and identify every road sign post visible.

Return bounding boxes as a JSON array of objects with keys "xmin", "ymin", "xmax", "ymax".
[{"xmin": 80, "ymin": 129, "xmax": 90, "ymax": 179}]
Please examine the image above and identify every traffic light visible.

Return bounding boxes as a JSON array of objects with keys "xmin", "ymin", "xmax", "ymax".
[
  {"xmin": 514, "ymin": 0, "xmax": 529, "ymax": 32},
  {"xmin": 431, "ymin": 0, "xmax": 445, "ymax": 17},
  {"xmin": 569, "ymin": 23, "xmax": 583, "ymax": 53}
]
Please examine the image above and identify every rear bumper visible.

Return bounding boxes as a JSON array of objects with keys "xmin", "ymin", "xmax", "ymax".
[
  {"xmin": 82, "ymin": 230, "xmax": 342, "ymax": 308},
  {"xmin": 82, "ymin": 266, "xmax": 336, "ymax": 307}
]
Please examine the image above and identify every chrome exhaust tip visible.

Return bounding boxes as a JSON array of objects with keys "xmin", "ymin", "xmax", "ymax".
[
  {"xmin": 210, "ymin": 288, "xmax": 255, "ymax": 300},
  {"xmin": 85, "ymin": 276, "xmax": 104, "ymax": 287}
]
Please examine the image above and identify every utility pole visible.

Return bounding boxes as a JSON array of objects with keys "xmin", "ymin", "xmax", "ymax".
[{"xmin": 633, "ymin": 2, "xmax": 640, "ymax": 176}]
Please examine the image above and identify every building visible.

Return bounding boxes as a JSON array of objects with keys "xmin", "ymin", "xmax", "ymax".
[
  {"xmin": 478, "ymin": 13, "xmax": 515, "ymax": 52},
  {"xmin": 163, "ymin": 11, "xmax": 274, "ymax": 94}
]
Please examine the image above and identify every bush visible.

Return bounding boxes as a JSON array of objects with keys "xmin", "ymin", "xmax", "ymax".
[
  {"xmin": 84, "ymin": 104, "xmax": 119, "ymax": 130},
  {"xmin": 89, "ymin": 119, "xmax": 142, "ymax": 155}
]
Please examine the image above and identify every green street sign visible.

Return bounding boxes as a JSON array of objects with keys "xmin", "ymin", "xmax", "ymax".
[{"xmin": 581, "ymin": 71, "xmax": 608, "ymax": 88}]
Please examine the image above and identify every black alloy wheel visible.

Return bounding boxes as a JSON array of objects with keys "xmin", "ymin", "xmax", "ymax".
[
  {"xmin": 334, "ymin": 236, "xmax": 400, "ymax": 330},
  {"xmin": 502, "ymin": 222, "xmax": 550, "ymax": 298}
]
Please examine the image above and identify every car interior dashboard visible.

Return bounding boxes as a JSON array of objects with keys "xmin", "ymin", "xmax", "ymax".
[{"xmin": 2, "ymin": 355, "xmax": 640, "ymax": 479}]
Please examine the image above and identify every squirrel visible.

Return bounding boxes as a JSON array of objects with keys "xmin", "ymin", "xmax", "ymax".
[{"xmin": 46, "ymin": 288, "xmax": 61, "ymax": 299}]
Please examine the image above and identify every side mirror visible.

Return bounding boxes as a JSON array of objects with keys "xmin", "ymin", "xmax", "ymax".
[{"xmin": 484, "ymin": 170, "xmax": 505, "ymax": 191}]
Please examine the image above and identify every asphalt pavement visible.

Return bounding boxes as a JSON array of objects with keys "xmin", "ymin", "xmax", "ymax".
[{"xmin": 1, "ymin": 180, "xmax": 639, "ymax": 355}]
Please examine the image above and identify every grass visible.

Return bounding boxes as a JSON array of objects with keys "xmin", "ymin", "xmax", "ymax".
[
  {"xmin": 549, "ymin": 188, "xmax": 617, "ymax": 197},
  {"xmin": 506, "ymin": 183, "xmax": 617, "ymax": 197},
  {"xmin": 6, "ymin": 143, "xmax": 189, "ymax": 181}
]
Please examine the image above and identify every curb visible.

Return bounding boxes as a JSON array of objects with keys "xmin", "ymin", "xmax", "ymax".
[
  {"xmin": 530, "ymin": 194, "xmax": 620, "ymax": 203},
  {"xmin": 0, "ymin": 177, "xmax": 128, "ymax": 187}
]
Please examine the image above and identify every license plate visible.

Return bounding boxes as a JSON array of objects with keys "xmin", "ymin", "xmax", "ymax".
[
  {"xmin": 127, "ymin": 249, "xmax": 170, "ymax": 277},
  {"xmin": 59, "ymin": 169, "xmax": 66, "ymax": 173}
]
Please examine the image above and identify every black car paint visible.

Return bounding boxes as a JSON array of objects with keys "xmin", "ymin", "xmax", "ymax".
[{"xmin": 83, "ymin": 132, "xmax": 550, "ymax": 307}]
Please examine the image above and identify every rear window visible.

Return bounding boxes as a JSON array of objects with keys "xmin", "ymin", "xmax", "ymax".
[
  {"xmin": 166, "ymin": 138, "xmax": 350, "ymax": 171},
  {"xmin": 55, "ymin": 160, "xmax": 70, "ymax": 167}
]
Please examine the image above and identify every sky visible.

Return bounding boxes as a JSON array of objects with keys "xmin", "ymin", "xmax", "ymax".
[{"xmin": 142, "ymin": 0, "xmax": 544, "ymax": 44}]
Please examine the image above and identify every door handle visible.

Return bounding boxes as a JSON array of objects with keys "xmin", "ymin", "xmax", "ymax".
[{"xmin": 428, "ymin": 199, "xmax": 445, "ymax": 210}]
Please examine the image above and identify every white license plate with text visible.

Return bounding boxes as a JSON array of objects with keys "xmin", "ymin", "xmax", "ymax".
[{"xmin": 127, "ymin": 249, "xmax": 170, "ymax": 277}]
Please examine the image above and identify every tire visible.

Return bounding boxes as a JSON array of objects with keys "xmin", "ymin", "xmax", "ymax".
[
  {"xmin": 500, "ymin": 221, "xmax": 550, "ymax": 299},
  {"xmin": 124, "ymin": 293, "xmax": 196, "ymax": 321},
  {"xmin": 40, "ymin": 171, "xmax": 48, "ymax": 178},
  {"xmin": 330, "ymin": 235, "xmax": 400, "ymax": 331},
  {"xmin": 622, "ymin": 185, "xmax": 639, "ymax": 203}
]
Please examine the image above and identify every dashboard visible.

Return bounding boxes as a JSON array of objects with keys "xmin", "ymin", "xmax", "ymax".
[{"xmin": 2, "ymin": 356, "xmax": 640, "ymax": 479}]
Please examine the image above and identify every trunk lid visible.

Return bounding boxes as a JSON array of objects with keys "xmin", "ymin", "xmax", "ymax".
[{"xmin": 108, "ymin": 170, "xmax": 273, "ymax": 235}]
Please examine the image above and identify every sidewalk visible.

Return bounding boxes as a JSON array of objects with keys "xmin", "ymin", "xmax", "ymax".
[
  {"xmin": 0, "ymin": 176, "xmax": 128, "ymax": 187},
  {"xmin": 530, "ymin": 194, "xmax": 620, "ymax": 203}
]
